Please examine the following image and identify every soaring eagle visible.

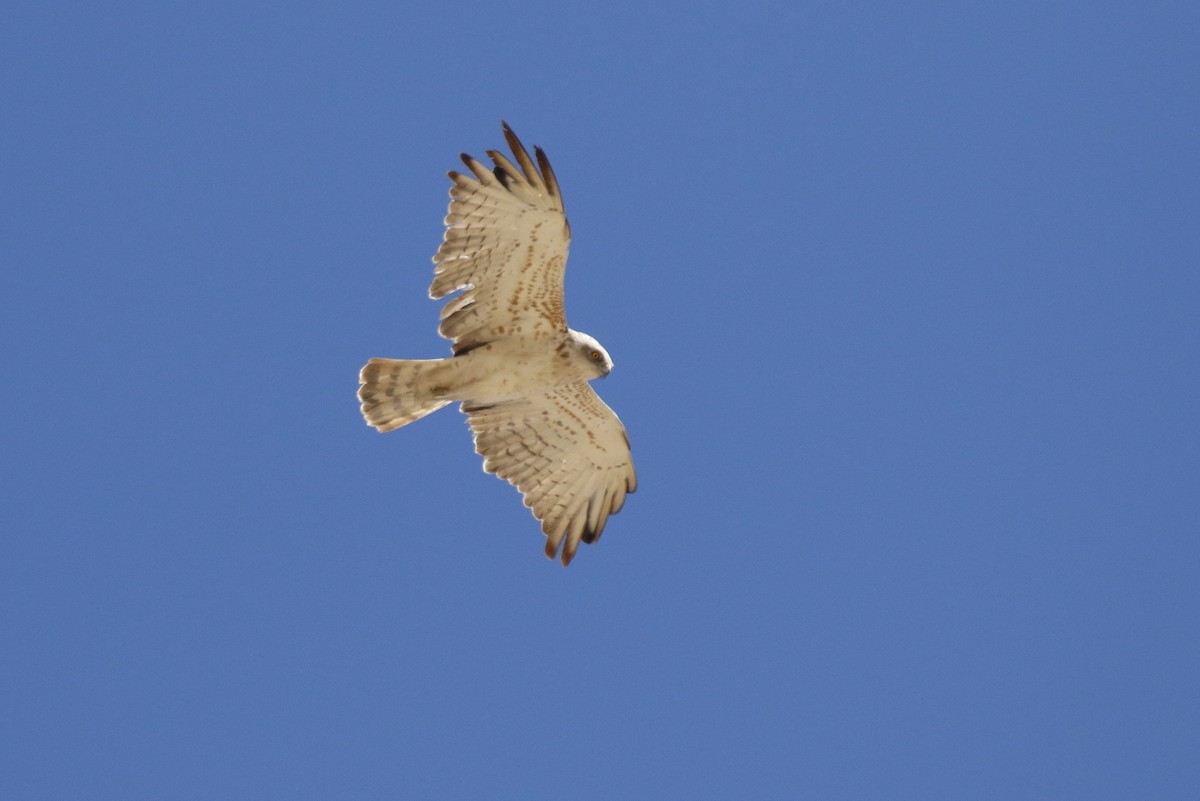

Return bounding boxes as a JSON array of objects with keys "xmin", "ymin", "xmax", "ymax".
[{"xmin": 359, "ymin": 123, "xmax": 636, "ymax": 565}]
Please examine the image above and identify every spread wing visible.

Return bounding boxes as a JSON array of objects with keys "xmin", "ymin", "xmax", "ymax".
[
  {"xmin": 431, "ymin": 123, "xmax": 571, "ymax": 355},
  {"xmin": 465, "ymin": 382, "xmax": 637, "ymax": 566}
]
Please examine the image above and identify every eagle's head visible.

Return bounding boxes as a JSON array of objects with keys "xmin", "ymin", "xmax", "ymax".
[{"xmin": 567, "ymin": 329, "xmax": 614, "ymax": 379}]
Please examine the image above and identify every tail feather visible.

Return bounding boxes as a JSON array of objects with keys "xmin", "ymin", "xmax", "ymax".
[{"xmin": 358, "ymin": 358, "xmax": 452, "ymax": 432}]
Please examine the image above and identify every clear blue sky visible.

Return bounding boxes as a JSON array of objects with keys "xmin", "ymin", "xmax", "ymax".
[{"xmin": 3, "ymin": 2, "xmax": 1198, "ymax": 799}]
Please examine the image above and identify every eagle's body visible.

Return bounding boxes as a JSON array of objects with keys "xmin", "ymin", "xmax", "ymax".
[{"xmin": 358, "ymin": 123, "xmax": 636, "ymax": 565}]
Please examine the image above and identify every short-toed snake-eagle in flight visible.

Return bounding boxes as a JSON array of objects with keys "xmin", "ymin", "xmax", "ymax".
[{"xmin": 358, "ymin": 123, "xmax": 636, "ymax": 565}]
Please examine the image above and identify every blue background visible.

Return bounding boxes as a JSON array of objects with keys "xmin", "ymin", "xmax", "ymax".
[{"xmin": 3, "ymin": 2, "xmax": 1198, "ymax": 798}]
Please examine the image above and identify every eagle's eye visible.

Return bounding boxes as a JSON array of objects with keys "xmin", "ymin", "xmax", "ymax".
[{"xmin": 590, "ymin": 351, "xmax": 602, "ymax": 361}]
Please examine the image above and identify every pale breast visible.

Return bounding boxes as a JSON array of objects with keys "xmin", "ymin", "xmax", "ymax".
[{"xmin": 452, "ymin": 335, "xmax": 585, "ymax": 404}]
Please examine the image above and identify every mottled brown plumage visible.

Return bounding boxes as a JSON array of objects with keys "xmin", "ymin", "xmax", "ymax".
[{"xmin": 358, "ymin": 123, "xmax": 636, "ymax": 565}]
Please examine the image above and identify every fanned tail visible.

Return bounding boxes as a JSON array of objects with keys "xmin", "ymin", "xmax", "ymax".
[{"xmin": 358, "ymin": 358, "xmax": 452, "ymax": 432}]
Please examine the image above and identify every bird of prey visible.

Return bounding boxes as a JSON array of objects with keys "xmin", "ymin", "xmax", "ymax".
[{"xmin": 358, "ymin": 123, "xmax": 636, "ymax": 565}]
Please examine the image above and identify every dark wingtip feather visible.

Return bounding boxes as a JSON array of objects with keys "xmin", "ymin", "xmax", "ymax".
[
  {"xmin": 580, "ymin": 525, "xmax": 600, "ymax": 546},
  {"xmin": 500, "ymin": 124, "xmax": 542, "ymax": 186},
  {"xmin": 535, "ymin": 146, "xmax": 562, "ymax": 200}
]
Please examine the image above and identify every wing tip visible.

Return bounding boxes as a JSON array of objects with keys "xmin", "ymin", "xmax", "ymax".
[
  {"xmin": 544, "ymin": 535, "xmax": 570, "ymax": 565},
  {"xmin": 580, "ymin": 518, "xmax": 607, "ymax": 546}
]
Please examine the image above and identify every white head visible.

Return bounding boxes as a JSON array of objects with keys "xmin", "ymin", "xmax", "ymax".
[{"xmin": 567, "ymin": 329, "xmax": 614, "ymax": 379}]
